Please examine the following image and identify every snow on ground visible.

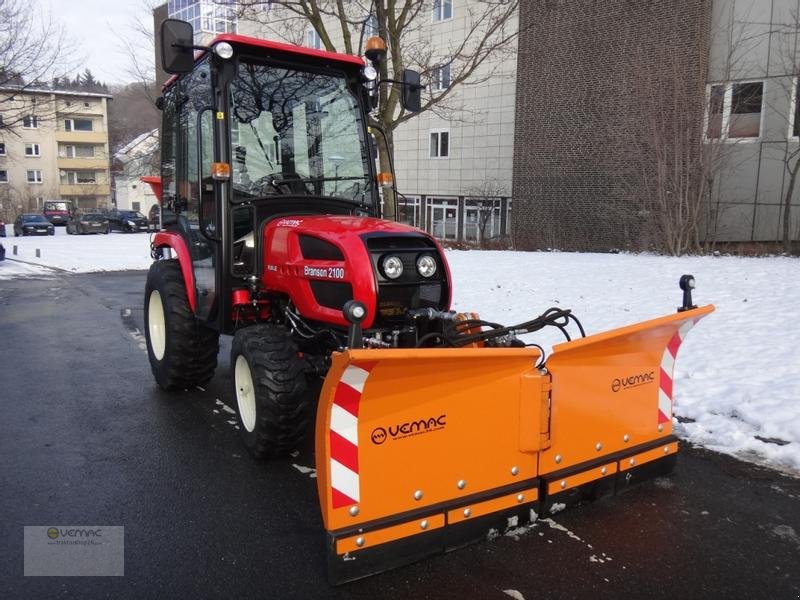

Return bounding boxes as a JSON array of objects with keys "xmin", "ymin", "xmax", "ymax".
[{"xmin": 1, "ymin": 224, "xmax": 799, "ymax": 474}]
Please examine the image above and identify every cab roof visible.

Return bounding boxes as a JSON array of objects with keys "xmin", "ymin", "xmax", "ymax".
[{"xmin": 163, "ymin": 33, "xmax": 366, "ymax": 91}]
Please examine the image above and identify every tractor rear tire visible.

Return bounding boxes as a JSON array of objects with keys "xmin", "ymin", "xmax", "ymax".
[
  {"xmin": 144, "ymin": 259, "xmax": 219, "ymax": 390},
  {"xmin": 231, "ymin": 325, "xmax": 311, "ymax": 458}
]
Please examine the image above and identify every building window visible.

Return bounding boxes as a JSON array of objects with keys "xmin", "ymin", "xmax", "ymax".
[
  {"xmin": 61, "ymin": 144, "xmax": 95, "ymax": 158},
  {"xmin": 433, "ymin": 0, "xmax": 453, "ymax": 22},
  {"xmin": 25, "ymin": 143, "xmax": 41, "ymax": 157},
  {"xmin": 430, "ymin": 130, "xmax": 450, "ymax": 158},
  {"xmin": 61, "ymin": 170, "xmax": 97, "ymax": 184},
  {"xmin": 132, "ymin": 201, "xmax": 141, "ymax": 212},
  {"xmin": 706, "ymin": 81, "xmax": 763, "ymax": 140},
  {"xmin": 64, "ymin": 118, "xmax": 93, "ymax": 132},
  {"xmin": 0, "ymin": 142, "xmax": 5, "ymax": 156},
  {"xmin": 426, "ymin": 198, "xmax": 458, "ymax": 240},
  {"xmin": 464, "ymin": 199, "xmax": 501, "ymax": 242},
  {"xmin": 23, "ymin": 115, "xmax": 39, "ymax": 128},
  {"xmin": 364, "ymin": 14, "xmax": 378, "ymax": 37},
  {"xmin": 27, "ymin": 169, "xmax": 43, "ymax": 183},
  {"xmin": 0, "ymin": 170, "xmax": 8, "ymax": 183},
  {"xmin": 307, "ymin": 28, "xmax": 322, "ymax": 49},
  {"xmin": 432, "ymin": 63, "xmax": 451, "ymax": 91},
  {"xmin": 397, "ymin": 196, "xmax": 421, "ymax": 227}
]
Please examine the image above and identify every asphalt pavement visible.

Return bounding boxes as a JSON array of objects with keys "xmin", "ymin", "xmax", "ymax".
[{"xmin": 1, "ymin": 270, "xmax": 798, "ymax": 599}]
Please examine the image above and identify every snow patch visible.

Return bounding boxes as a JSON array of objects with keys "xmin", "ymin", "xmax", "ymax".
[{"xmin": 292, "ymin": 464, "xmax": 317, "ymax": 478}]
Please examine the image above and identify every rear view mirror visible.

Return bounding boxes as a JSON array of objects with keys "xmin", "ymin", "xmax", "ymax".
[
  {"xmin": 161, "ymin": 19, "xmax": 195, "ymax": 74},
  {"xmin": 400, "ymin": 69, "xmax": 422, "ymax": 113}
]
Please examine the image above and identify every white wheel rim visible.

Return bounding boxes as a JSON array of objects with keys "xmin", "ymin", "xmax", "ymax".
[
  {"xmin": 148, "ymin": 290, "xmax": 166, "ymax": 360},
  {"xmin": 235, "ymin": 355, "xmax": 257, "ymax": 432}
]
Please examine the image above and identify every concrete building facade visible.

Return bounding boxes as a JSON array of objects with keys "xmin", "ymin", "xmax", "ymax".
[
  {"xmin": 512, "ymin": 0, "xmax": 800, "ymax": 252},
  {"xmin": 0, "ymin": 87, "xmax": 113, "ymax": 215}
]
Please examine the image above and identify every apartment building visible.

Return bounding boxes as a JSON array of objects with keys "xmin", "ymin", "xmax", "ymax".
[
  {"xmin": 158, "ymin": 1, "xmax": 518, "ymax": 244},
  {"xmin": 0, "ymin": 87, "xmax": 113, "ymax": 213}
]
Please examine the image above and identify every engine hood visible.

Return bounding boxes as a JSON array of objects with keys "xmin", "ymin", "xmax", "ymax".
[{"xmin": 262, "ymin": 214, "xmax": 451, "ymax": 328}]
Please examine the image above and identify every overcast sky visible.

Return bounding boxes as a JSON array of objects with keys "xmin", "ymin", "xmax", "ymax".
[{"xmin": 48, "ymin": 0, "xmax": 156, "ymax": 85}]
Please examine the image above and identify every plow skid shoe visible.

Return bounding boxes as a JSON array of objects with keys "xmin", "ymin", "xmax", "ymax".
[
  {"xmin": 315, "ymin": 305, "xmax": 713, "ymax": 583},
  {"xmin": 315, "ymin": 347, "xmax": 545, "ymax": 584}
]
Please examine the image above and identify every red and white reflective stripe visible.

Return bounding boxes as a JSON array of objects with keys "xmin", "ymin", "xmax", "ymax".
[
  {"xmin": 658, "ymin": 319, "xmax": 696, "ymax": 423},
  {"xmin": 330, "ymin": 363, "xmax": 373, "ymax": 508}
]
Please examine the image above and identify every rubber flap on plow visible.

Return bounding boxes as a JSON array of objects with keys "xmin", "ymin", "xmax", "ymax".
[{"xmin": 315, "ymin": 305, "xmax": 713, "ymax": 583}]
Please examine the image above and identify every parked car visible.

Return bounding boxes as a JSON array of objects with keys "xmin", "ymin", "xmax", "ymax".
[
  {"xmin": 0, "ymin": 217, "xmax": 6, "ymax": 237},
  {"xmin": 67, "ymin": 213, "xmax": 110, "ymax": 235},
  {"xmin": 107, "ymin": 209, "xmax": 150, "ymax": 233},
  {"xmin": 0, "ymin": 242, "xmax": 5, "ymax": 261},
  {"xmin": 43, "ymin": 200, "xmax": 77, "ymax": 225},
  {"xmin": 14, "ymin": 214, "xmax": 55, "ymax": 236}
]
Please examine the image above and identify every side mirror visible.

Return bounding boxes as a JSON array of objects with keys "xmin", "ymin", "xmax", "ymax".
[
  {"xmin": 400, "ymin": 69, "xmax": 422, "ymax": 112},
  {"xmin": 161, "ymin": 19, "xmax": 195, "ymax": 74}
]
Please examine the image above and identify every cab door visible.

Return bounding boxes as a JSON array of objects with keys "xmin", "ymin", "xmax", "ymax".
[{"xmin": 161, "ymin": 58, "xmax": 220, "ymax": 322}]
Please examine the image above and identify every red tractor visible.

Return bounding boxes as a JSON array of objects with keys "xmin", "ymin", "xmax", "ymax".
[
  {"xmin": 145, "ymin": 20, "xmax": 436, "ymax": 458},
  {"xmin": 145, "ymin": 20, "xmax": 713, "ymax": 583}
]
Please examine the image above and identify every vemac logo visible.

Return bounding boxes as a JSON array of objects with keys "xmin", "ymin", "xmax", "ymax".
[
  {"xmin": 611, "ymin": 371, "xmax": 656, "ymax": 392},
  {"xmin": 371, "ymin": 414, "xmax": 446, "ymax": 445}
]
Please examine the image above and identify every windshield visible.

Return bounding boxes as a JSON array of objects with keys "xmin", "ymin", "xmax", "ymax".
[
  {"xmin": 229, "ymin": 61, "xmax": 373, "ymax": 206},
  {"xmin": 119, "ymin": 211, "xmax": 145, "ymax": 219},
  {"xmin": 24, "ymin": 215, "xmax": 48, "ymax": 222},
  {"xmin": 44, "ymin": 202, "xmax": 70, "ymax": 211}
]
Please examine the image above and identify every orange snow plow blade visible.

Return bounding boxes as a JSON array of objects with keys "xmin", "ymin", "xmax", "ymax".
[{"xmin": 315, "ymin": 305, "xmax": 714, "ymax": 583}]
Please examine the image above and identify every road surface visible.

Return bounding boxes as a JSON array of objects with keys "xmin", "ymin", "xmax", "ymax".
[{"xmin": 1, "ymin": 270, "xmax": 798, "ymax": 599}]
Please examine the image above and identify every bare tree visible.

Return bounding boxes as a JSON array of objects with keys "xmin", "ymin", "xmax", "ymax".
[
  {"xmin": 0, "ymin": 0, "xmax": 77, "ymax": 131},
  {"xmin": 232, "ymin": 0, "xmax": 519, "ymax": 218},
  {"xmin": 464, "ymin": 178, "xmax": 506, "ymax": 247}
]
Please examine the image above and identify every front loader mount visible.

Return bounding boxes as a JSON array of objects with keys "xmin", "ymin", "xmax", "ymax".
[{"xmin": 315, "ymin": 301, "xmax": 714, "ymax": 583}]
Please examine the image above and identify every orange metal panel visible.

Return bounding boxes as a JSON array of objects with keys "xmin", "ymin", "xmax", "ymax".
[
  {"xmin": 539, "ymin": 305, "xmax": 713, "ymax": 475},
  {"xmin": 546, "ymin": 462, "xmax": 617, "ymax": 495},
  {"xmin": 619, "ymin": 441, "xmax": 679, "ymax": 471},
  {"xmin": 335, "ymin": 514, "xmax": 446, "ymax": 554},
  {"xmin": 447, "ymin": 487, "xmax": 539, "ymax": 525},
  {"xmin": 315, "ymin": 347, "xmax": 545, "ymax": 531}
]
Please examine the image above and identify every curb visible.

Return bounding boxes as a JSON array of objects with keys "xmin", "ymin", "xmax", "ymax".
[{"xmin": 2, "ymin": 257, "xmax": 68, "ymax": 273}]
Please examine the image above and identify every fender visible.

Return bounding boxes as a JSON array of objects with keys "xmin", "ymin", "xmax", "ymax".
[{"xmin": 152, "ymin": 231, "xmax": 197, "ymax": 313}]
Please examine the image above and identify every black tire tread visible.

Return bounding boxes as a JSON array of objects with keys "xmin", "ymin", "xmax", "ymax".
[
  {"xmin": 231, "ymin": 325, "xmax": 310, "ymax": 458},
  {"xmin": 145, "ymin": 259, "xmax": 219, "ymax": 390}
]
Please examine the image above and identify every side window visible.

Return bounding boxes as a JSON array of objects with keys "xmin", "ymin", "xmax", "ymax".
[
  {"xmin": 177, "ymin": 60, "xmax": 213, "ymax": 227},
  {"xmin": 161, "ymin": 87, "xmax": 177, "ymax": 209}
]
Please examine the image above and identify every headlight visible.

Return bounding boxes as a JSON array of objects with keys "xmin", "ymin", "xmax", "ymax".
[
  {"xmin": 214, "ymin": 41, "xmax": 234, "ymax": 59},
  {"xmin": 416, "ymin": 255, "xmax": 437, "ymax": 278},
  {"xmin": 381, "ymin": 255, "xmax": 404, "ymax": 279},
  {"xmin": 126, "ymin": 220, "xmax": 135, "ymax": 226}
]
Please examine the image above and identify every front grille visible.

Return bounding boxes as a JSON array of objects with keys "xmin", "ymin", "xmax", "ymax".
[{"xmin": 363, "ymin": 234, "xmax": 448, "ymax": 327}]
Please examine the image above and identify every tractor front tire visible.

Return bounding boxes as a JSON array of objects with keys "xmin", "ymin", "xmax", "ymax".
[
  {"xmin": 231, "ymin": 325, "xmax": 311, "ymax": 458},
  {"xmin": 144, "ymin": 259, "xmax": 219, "ymax": 390}
]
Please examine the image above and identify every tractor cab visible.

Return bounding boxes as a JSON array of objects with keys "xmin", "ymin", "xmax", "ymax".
[{"xmin": 150, "ymin": 20, "xmax": 423, "ymax": 333}]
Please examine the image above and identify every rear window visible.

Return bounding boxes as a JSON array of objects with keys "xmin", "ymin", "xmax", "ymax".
[
  {"xmin": 44, "ymin": 202, "xmax": 70, "ymax": 211},
  {"xmin": 83, "ymin": 214, "xmax": 106, "ymax": 221}
]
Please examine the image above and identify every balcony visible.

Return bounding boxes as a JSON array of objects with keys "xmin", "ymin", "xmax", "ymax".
[
  {"xmin": 57, "ymin": 157, "xmax": 109, "ymax": 170},
  {"xmin": 59, "ymin": 183, "xmax": 111, "ymax": 197},
  {"xmin": 54, "ymin": 131, "xmax": 107, "ymax": 144}
]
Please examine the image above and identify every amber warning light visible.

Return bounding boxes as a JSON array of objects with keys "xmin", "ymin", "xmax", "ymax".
[{"xmin": 212, "ymin": 162, "xmax": 231, "ymax": 180}]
